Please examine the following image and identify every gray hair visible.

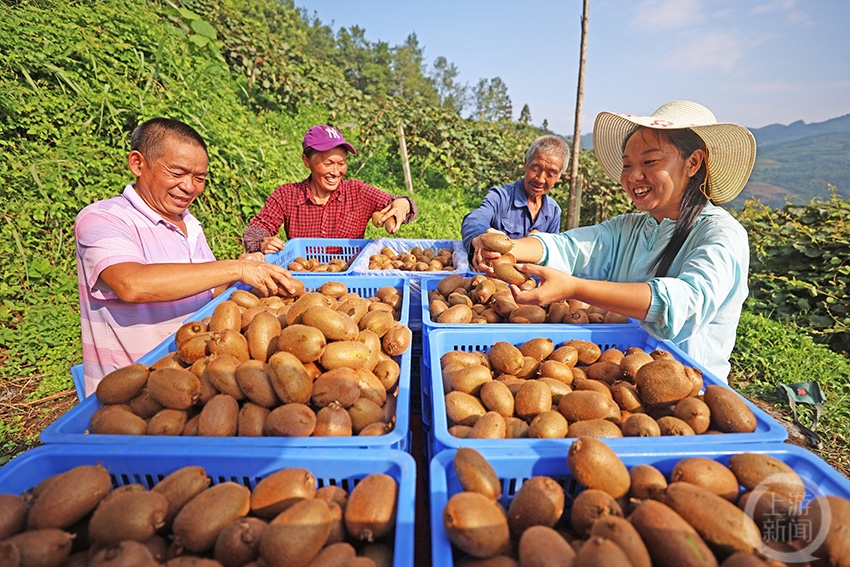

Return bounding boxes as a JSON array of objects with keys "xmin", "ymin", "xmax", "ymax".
[{"xmin": 525, "ymin": 135, "xmax": 570, "ymax": 175}]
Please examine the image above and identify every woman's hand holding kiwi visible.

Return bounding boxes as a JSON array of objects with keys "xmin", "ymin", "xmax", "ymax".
[{"xmin": 510, "ymin": 263, "xmax": 577, "ymax": 306}]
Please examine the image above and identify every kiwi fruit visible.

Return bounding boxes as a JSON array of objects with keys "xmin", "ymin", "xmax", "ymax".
[
  {"xmin": 527, "ymin": 410, "xmax": 568, "ymax": 439},
  {"xmin": 244, "ymin": 311, "xmax": 281, "ymax": 362},
  {"xmin": 621, "ymin": 413, "xmax": 661, "ymax": 437},
  {"xmin": 172, "ymin": 482, "xmax": 251, "ymax": 553},
  {"xmin": 453, "ymin": 448, "xmax": 501, "ymax": 501},
  {"xmin": 562, "ymin": 340, "xmax": 601, "ymax": 365},
  {"xmin": 514, "ymin": 380, "xmax": 552, "ymax": 421},
  {"xmin": 574, "ymin": 536, "xmax": 633, "ymax": 567},
  {"xmin": 373, "ymin": 358, "xmax": 400, "ymax": 391},
  {"xmin": 151, "ymin": 465, "xmax": 210, "ymax": 528},
  {"xmin": 517, "ymin": 525, "xmax": 576, "ymax": 567},
  {"xmin": 267, "ymin": 351, "xmax": 313, "ymax": 405},
  {"xmin": 259, "ymin": 499, "xmax": 332, "ymax": 567},
  {"xmin": 5, "ymin": 528, "xmax": 74, "ymax": 567},
  {"xmin": 703, "ymin": 385, "xmax": 757, "ymax": 433},
  {"xmin": 235, "ymin": 360, "xmax": 278, "ymax": 408},
  {"xmin": 629, "ymin": 498, "xmax": 717, "ymax": 567},
  {"xmin": 344, "ymin": 473, "xmax": 398, "ymax": 542},
  {"xmin": 451, "ymin": 365, "xmax": 492, "ymax": 395},
  {"xmin": 726, "ymin": 453, "xmax": 806, "ymax": 503},
  {"xmin": 320, "ymin": 340, "xmax": 371, "ymax": 370},
  {"xmin": 314, "ymin": 403, "xmax": 354, "ymax": 436},
  {"xmin": 590, "ymin": 515, "xmax": 651, "ymax": 567},
  {"xmin": 27, "ymin": 464, "xmax": 112, "ymax": 531},
  {"xmin": 312, "ymin": 369, "xmax": 361, "ymax": 408},
  {"xmin": 657, "ymin": 415, "xmax": 696, "ymax": 436},
  {"xmin": 147, "ymin": 367, "xmax": 201, "ymax": 410},
  {"xmin": 382, "ymin": 324, "xmax": 411, "ymax": 356},
  {"xmin": 147, "ymin": 408, "xmax": 189, "ymax": 436},
  {"xmin": 250, "ymin": 468, "xmax": 316, "ymax": 520},
  {"xmin": 565, "ymin": 418, "xmax": 623, "ymax": 438},
  {"xmin": 88, "ymin": 490, "xmax": 169, "ymax": 546},
  {"xmin": 634, "ymin": 358, "xmax": 692, "ymax": 407},
  {"xmin": 508, "ymin": 305, "xmax": 546, "ymax": 324},
  {"xmin": 558, "ymin": 390, "xmax": 610, "ymax": 422},
  {"xmin": 0, "ymin": 494, "xmax": 28, "ymax": 540},
  {"xmin": 197, "ymin": 394, "xmax": 239, "ymax": 437},
  {"xmin": 520, "ymin": 338, "xmax": 556, "ymax": 362},
  {"xmin": 628, "ymin": 463, "xmax": 668, "ymax": 501},
  {"xmin": 204, "ymin": 353, "xmax": 246, "ymax": 401},
  {"xmin": 488, "ymin": 342, "xmax": 525, "ymax": 376},
  {"xmin": 671, "ymin": 457, "xmax": 740, "ymax": 502},
  {"xmin": 89, "ymin": 404, "xmax": 148, "ymax": 434},
  {"xmin": 443, "ymin": 491, "xmax": 511, "ymax": 559},
  {"xmin": 493, "ymin": 263, "xmax": 528, "ymax": 285},
  {"xmin": 210, "ymin": 300, "xmax": 243, "ymax": 333},
  {"xmin": 567, "ymin": 437, "xmax": 630, "ymax": 498},
  {"xmin": 674, "ymin": 397, "xmax": 711, "ymax": 434},
  {"xmin": 664, "ymin": 481, "xmax": 763, "ymax": 556},
  {"xmin": 585, "ymin": 361, "xmax": 622, "ymax": 384},
  {"xmin": 445, "ymin": 391, "xmax": 487, "ymax": 426},
  {"xmin": 213, "ymin": 517, "xmax": 267, "ymax": 567},
  {"xmin": 479, "ymin": 232, "xmax": 513, "ymax": 254},
  {"xmin": 468, "ymin": 411, "xmax": 507, "ymax": 439},
  {"xmin": 95, "ymin": 363, "xmax": 151, "ymax": 405},
  {"xmin": 478, "ymin": 380, "xmax": 514, "ymax": 417},
  {"xmin": 263, "ymin": 403, "xmax": 317, "ymax": 437},
  {"xmin": 803, "ymin": 495, "xmax": 850, "ymax": 567},
  {"xmin": 438, "ymin": 304, "xmax": 474, "ymax": 324},
  {"xmin": 276, "ymin": 324, "xmax": 326, "ymax": 363},
  {"xmin": 506, "ymin": 475, "xmax": 565, "ymax": 536}
]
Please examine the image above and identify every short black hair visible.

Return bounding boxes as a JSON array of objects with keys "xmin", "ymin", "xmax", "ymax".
[{"xmin": 130, "ymin": 118, "xmax": 207, "ymax": 162}]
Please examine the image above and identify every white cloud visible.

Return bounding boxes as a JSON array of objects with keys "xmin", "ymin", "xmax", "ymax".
[
  {"xmin": 632, "ymin": 0, "xmax": 704, "ymax": 30},
  {"xmin": 751, "ymin": 0, "xmax": 796, "ymax": 14},
  {"xmin": 668, "ymin": 30, "xmax": 746, "ymax": 72}
]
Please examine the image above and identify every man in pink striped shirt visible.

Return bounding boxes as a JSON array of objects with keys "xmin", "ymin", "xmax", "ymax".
[{"xmin": 75, "ymin": 118, "xmax": 296, "ymax": 396}]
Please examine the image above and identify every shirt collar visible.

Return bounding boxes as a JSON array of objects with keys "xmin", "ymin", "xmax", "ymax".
[
  {"xmin": 301, "ymin": 176, "xmax": 345, "ymax": 205},
  {"xmin": 122, "ymin": 183, "xmax": 201, "ymax": 233},
  {"xmin": 511, "ymin": 178, "xmax": 555, "ymax": 218}
]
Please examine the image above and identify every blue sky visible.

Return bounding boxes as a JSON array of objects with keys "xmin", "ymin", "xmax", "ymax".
[{"xmin": 294, "ymin": 0, "xmax": 850, "ymax": 136}]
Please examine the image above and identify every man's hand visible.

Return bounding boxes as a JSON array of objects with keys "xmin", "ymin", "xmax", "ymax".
[
  {"xmin": 471, "ymin": 228, "xmax": 510, "ymax": 274},
  {"xmin": 260, "ymin": 236, "xmax": 285, "ymax": 255},
  {"xmin": 510, "ymin": 263, "xmax": 576, "ymax": 306},
  {"xmin": 237, "ymin": 260, "xmax": 297, "ymax": 297},
  {"xmin": 238, "ymin": 252, "xmax": 265, "ymax": 262}
]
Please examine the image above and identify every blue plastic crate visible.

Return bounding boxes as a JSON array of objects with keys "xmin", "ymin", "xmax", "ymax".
[
  {"xmin": 430, "ymin": 443, "xmax": 850, "ymax": 567},
  {"xmin": 419, "ymin": 276, "xmax": 640, "ymax": 349},
  {"xmin": 43, "ymin": 277, "xmax": 413, "ymax": 451},
  {"xmin": 0, "ymin": 444, "xmax": 414, "ymax": 567},
  {"xmin": 351, "ymin": 239, "xmax": 469, "ymax": 333},
  {"xmin": 424, "ymin": 326, "xmax": 788, "ymax": 460},
  {"xmin": 265, "ymin": 238, "xmax": 371, "ymax": 274}
]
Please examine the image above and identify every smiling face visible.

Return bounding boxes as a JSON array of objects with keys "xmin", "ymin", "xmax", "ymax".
[
  {"xmin": 620, "ymin": 128, "xmax": 703, "ymax": 221},
  {"xmin": 522, "ymin": 151, "xmax": 564, "ymax": 201},
  {"xmin": 302, "ymin": 147, "xmax": 348, "ymax": 200},
  {"xmin": 128, "ymin": 136, "xmax": 209, "ymax": 224}
]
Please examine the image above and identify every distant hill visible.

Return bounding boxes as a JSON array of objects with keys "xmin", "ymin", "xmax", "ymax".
[{"xmin": 580, "ymin": 113, "xmax": 850, "ymax": 209}]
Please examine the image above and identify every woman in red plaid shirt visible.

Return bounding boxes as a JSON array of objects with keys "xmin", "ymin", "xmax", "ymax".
[{"xmin": 243, "ymin": 125, "xmax": 418, "ymax": 254}]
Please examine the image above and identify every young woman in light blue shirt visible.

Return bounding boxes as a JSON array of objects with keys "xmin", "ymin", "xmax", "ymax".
[{"xmin": 472, "ymin": 101, "xmax": 756, "ymax": 381}]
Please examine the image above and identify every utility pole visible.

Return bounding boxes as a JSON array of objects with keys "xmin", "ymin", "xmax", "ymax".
[
  {"xmin": 566, "ymin": 0, "xmax": 589, "ymax": 230},
  {"xmin": 397, "ymin": 123, "xmax": 414, "ymax": 194}
]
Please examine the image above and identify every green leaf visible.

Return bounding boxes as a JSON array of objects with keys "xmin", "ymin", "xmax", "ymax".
[
  {"xmin": 178, "ymin": 8, "xmax": 201, "ymax": 20},
  {"xmin": 191, "ymin": 20, "xmax": 217, "ymax": 40}
]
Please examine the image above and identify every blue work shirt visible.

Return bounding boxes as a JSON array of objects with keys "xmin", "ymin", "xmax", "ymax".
[
  {"xmin": 461, "ymin": 179, "xmax": 562, "ymax": 254},
  {"xmin": 531, "ymin": 202, "xmax": 749, "ymax": 382}
]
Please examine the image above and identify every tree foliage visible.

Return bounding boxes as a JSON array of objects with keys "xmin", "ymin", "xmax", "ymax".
[{"xmin": 471, "ymin": 77, "xmax": 512, "ymax": 122}]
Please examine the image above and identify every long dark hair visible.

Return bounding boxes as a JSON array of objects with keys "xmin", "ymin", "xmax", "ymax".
[{"xmin": 623, "ymin": 127, "xmax": 709, "ymax": 277}]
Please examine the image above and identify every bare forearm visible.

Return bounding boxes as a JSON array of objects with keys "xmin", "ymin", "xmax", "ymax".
[
  {"xmin": 511, "ymin": 237, "xmax": 544, "ymax": 263},
  {"xmin": 571, "ymin": 279, "xmax": 652, "ymax": 320},
  {"xmin": 101, "ymin": 261, "xmax": 247, "ymax": 303}
]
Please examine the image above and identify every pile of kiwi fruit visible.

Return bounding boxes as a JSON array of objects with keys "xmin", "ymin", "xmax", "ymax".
[
  {"xmin": 89, "ymin": 281, "xmax": 412, "ymax": 438},
  {"xmin": 285, "ymin": 256, "xmax": 352, "ymax": 273},
  {"xmin": 0, "ymin": 462, "xmax": 398, "ymax": 567},
  {"xmin": 429, "ymin": 274, "xmax": 630, "ymax": 325},
  {"xmin": 440, "ymin": 337, "xmax": 758, "ymax": 440},
  {"xmin": 443, "ymin": 443, "xmax": 850, "ymax": 566},
  {"xmin": 366, "ymin": 246, "xmax": 455, "ymax": 272}
]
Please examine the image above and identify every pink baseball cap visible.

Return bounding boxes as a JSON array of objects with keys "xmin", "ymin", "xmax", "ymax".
[{"xmin": 302, "ymin": 125, "xmax": 357, "ymax": 154}]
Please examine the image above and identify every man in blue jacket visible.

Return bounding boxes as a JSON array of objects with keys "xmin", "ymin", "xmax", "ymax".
[{"xmin": 461, "ymin": 135, "xmax": 569, "ymax": 260}]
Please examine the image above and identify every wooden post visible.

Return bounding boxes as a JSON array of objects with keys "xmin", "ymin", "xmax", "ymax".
[
  {"xmin": 397, "ymin": 122, "xmax": 414, "ymax": 194},
  {"xmin": 566, "ymin": 0, "xmax": 589, "ymax": 230}
]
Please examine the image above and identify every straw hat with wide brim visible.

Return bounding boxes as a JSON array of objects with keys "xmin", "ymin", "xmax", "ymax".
[{"xmin": 593, "ymin": 100, "xmax": 757, "ymax": 205}]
